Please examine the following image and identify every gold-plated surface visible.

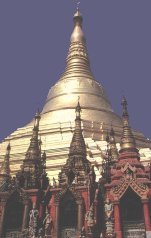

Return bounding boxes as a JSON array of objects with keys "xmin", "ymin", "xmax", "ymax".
[
  {"xmin": 70, "ymin": 10, "xmax": 85, "ymax": 43},
  {"xmin": 41, "ymin": 9, "xmax": 121, "ymax": 126}
]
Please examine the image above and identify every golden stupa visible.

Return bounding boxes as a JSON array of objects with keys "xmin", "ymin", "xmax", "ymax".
[{"xmin": 0, "ymin": 9, "xmax": 151, "ymax": 181}]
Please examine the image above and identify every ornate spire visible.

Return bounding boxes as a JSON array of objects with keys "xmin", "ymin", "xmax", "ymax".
[
  {"xmin": 69, "ymin": 101, "xmax": 86, "ymax": 156},
  {"xmin": 58, "ymin": 102, "xmax": 92, "ymax": 186},
  {"xmin": 59, "ymin": 9, "xmax": 94, "ymax": 82},
  {"xmin": 109, "ymin": 126, "xmax": 118, "ymax": 161},
  {"xmin": 120, "ymin": 97, "xmax": 136, "ymax": 151},
  {"xmin": 25, "ymin": 110, "xmax": 41, "ymax": 160},
  {"xmin": 0, "ymin": 143, "xmax": 11, "ymax": 176},
  {"xmin": 17, "ymin": 111, "xmax": 49, "ymax": 190}
]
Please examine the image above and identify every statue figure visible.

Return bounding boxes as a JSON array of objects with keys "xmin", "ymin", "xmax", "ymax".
[
  {"xmin": 104, "ymin": 198, "xmax": 115, "ymax": 237},
  {"xmin": 28, "ymin": 204, "xmax": 39, "ymax": 238},
  {"xmin": 104, "ymin": 198, "xmax": 113, "ymax": 221},
  {"xmin": 43, "ymin": 208, "xmax": 53, "ymax": 236}
]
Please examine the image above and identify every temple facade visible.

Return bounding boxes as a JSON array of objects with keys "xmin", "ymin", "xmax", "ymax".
[{"xmin": 0, "ymin": 8, "xmax": 151, "ymax": 238}]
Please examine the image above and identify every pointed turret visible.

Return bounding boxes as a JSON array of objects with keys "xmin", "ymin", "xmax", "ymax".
[
  {"xmin": 120, "ymin": 97, "xmax": 137, "ymax": 152},
  {"xmin": 17, "ymin": 111, "xmax": 49, "ymax": 189},
  {"xmin": 25, "ymin": 110, "xmax": 41, "ymax": 160},
  {"xmin": 69, "ymin": 100, "xmax": 86, "ymax": 157},
  {"xmin": 58, "ymin": 102, "xmax": 93, "ymax": 186},
  {"xmin": 0, "ymin": 143, "xmax": 11, "ymax": 191}
]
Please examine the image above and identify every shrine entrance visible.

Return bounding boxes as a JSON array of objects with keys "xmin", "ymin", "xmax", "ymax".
[
  {"xmin": 3, "ymin": 191, "xmax": 24, "ymax": 237},
  {"xmin": 60, "ymin": 191, "xmax": 77, "ymax": 238},
  {"xmin": 120, "ymin": 188, "xmax": 145, "ymax": 238}
]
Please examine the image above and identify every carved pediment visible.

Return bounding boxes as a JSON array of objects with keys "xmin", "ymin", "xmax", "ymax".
[{"xmin": 111, "ymin": 177, "xmax": 149, "ymax": 201}]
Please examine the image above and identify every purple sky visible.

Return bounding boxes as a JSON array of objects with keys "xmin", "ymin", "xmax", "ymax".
[{"xmin": 0, "ymin": 1, "xmax": 151, "ymax": 141}]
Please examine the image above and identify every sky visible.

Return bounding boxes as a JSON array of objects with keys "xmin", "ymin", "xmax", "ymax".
[{"xmin": 0, "ymin": 0, "xmax": 151, "ymax": 141}]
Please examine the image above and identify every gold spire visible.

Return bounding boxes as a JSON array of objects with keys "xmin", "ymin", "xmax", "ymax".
[
  {"xmin": 120, "ymin": 97, "xmax": 136, "ymax": 151},
  {"xmin": 59, "ymin": 9, "xmax": 94, "ymax": 82},
  {"xmin": 0, "ymin": 143, "xmax": 11, "ymax": 176},
  {"xmin": 69, "ymin": 101, "xmax": 86, "ymax": 156}
]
